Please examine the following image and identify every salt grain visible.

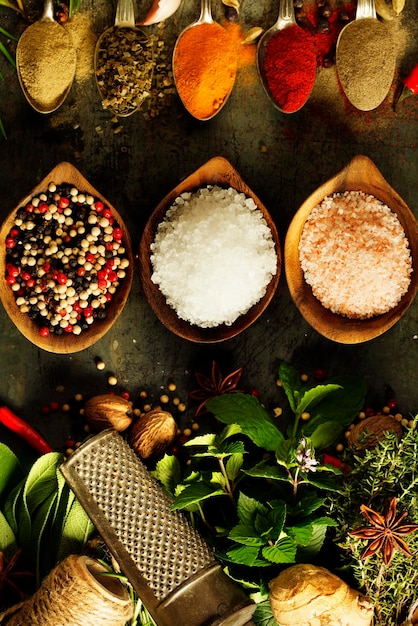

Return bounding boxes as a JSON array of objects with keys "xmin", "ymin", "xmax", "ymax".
[
  {"xmin": 150, "ymin": 186, "xmax": 277, "ymax": 327},
  {"xmin": 298, "ymin": 191, "xmax": 412, "ymax": 319}
]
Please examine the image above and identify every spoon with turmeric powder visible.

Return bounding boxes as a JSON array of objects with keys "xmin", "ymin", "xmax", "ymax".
[
  {"xmin": 172, "ymin": 0, "xmax": 238, "ymax": 121},
  {"xmin": 256, "ymin": 0, "xmax": 317, "ymax": 114},
  {"xmin": 16, "ymin": 0, "xmax": 76, "ymax": 114}
]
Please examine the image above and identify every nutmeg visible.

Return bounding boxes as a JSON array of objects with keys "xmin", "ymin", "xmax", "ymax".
[
  {"xmin": 84, "ymin": 394, "xmax": 133, "ymax": 433},
  {"xmin": 128, "ymin": 408, "xmax": 177, "ymax": 459},
  {"xmin": 347, "ymin": 415, "xmax": 403, "ymax": 450}
]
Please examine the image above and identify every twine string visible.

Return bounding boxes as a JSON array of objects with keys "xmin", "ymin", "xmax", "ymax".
[{"xmin": 0, "ymin": 555, "xmax": 133, "ymax": 626}]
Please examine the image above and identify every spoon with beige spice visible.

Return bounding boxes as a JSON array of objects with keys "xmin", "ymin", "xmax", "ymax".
[
  {"xmin": 336, "ymin": 0, "xmax": 396, "ymax": 111},
  {"xmin": 16, "ymin": 0, "xmax": 76, "ymax": 114}
]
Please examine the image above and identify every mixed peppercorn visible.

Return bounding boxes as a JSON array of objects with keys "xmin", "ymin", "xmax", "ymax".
[{"xmin": 4, "ymin": 182, "xmax": 129, "ymax": 337}]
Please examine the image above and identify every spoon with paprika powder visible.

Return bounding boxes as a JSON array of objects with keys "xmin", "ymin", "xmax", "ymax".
[
  {"xmin": 256, "ymin": 0, "xmax": 317, "ymax": 114},
  {"xmin": 16, "ymin": 0, "xmax": 76, "ymax": 114},
  {"xmin": 336, "ymin": 0, "xmax": 396, "ymax": 111},
  {"xmin": 172, "ymin": 0, "xmax": 238, "ymax": 121}
]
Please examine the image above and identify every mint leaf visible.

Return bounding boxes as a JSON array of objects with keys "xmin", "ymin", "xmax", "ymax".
[
  {"xmin": 226, "ymin": 544, "xmax": 269, "ymax": 567},
  {"xmin": 289, "ymin": 495, "xmax": 326, "ymax": 518},
  {"xmin": 309, "ymin": 421, "xmax": 345, "ymax": 450},
  {"xmin": 296, "ymin": 384, "xmax": 341, "ymax": 417},
  {"xmin": 152, "ymin": 454, "xmax": 182, "ymax": 497},
  {"xmin": 0, "ymin": 510, "xmax": 17, "ymax": 555},
  {"xmin": 287, "ymin": 520, "xmax": 314, "ymax": 546},
  {"xmin": 278, "ymin": 362, "xmax": 302, "ymax": 412},
  {"xmin": 244, "ymin": 460, "xmax": 289, "ymax": 483},
  {"xmin": 171, "ymin": 483, "xmax": 225, "ymax": 510},
  {"xmin": 228, "ymin": 523, "xmax": 264, "ymax": 547},
  {"xmin": 207, "ymin": 393, "xmax": 284, "ymax": 451},
  {"xmin": 304, "ymin": 472, "xmax": 343, "ymax": 492},
  {"xmin": 252, "ymin": 599, "xmax": 277, "ymax": 626},
  {"xmin": 262, "ymin": 537, "xmax": 296, "ymax": 563},
  {"xmin": 226, "ymin": 453, "xmax": 244, "ymax": 481},
  {"xmin": 237, "ymin": 492, "xmax": 268, "ymax": 525},
  {"xmin": 275, "ymin": 439, "xmax": 294, "ymax": 466}
]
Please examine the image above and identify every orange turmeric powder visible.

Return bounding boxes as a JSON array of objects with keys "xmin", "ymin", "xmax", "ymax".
[{"xmin": 173, "ymin": 22, "xmax": 237, "ymax": 120}]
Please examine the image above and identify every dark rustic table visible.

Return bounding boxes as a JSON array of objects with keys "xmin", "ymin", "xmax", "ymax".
[{"xmin": 0, "ymin": 0, "xmax": 417, "ymax": 453}]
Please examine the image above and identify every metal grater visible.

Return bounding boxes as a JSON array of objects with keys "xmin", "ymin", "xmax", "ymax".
[{"xmin": 60, "ymin": 429, "xmax": 255, "ymax": 626}]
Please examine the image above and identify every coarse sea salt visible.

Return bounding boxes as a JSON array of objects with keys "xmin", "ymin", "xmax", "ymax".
[
  {"xmin": 298, "ymin": 191, "xmax": 412, "ymax": 319},
  {"xmin": 150, "ymin": 185, "xmax": 277, "ymax": 328}
]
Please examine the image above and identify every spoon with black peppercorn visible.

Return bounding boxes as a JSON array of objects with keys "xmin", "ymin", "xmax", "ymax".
[
  {"xmin": 16, "ymin": 0, "xmax": 76, "ymax": 114},
  {"xmin": 256, "ymin": 0, "xmax": 317, "ymax": 114},
  {"xmin": 94, "ymin": 0, "xmax": 154, "ymax": 117},
  {"xmin": 336, "ymin": 0, "xmax": 396, "ymax": 111}
]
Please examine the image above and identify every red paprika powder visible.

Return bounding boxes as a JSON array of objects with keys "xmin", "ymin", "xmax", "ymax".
[{"xmin": 263, "ymin": 24, "xmax": 317, "ymax": 113}]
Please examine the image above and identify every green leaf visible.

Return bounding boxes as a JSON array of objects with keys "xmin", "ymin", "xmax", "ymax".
[
  {"xmin": 152, "ymin": 454, "xmax": 182, "ymax": 497},
  {"xmin": 275, "ymin": 439, "xmax": 294, "ymax": 466},
  {"xmin": 206, "ymin": 393, "xmax": 284, "ymax": 451},
  {"xmin": 252, "ymin": 599, "xmax": 277, "ymax": 626},
  {"xmin": 0, "ymin": 510, "xmax": 17, "ymax": 555},
  {"xmin": 262, "ymin": 537, "xmax": 296, "ymax": 563},
  {"xmin": 309, "ymin": 421, "xmax": 344, "ymax": 450},
  {"xmin": 210, "ymin": 471, "xmax": 227, "ymax": 489},
  {"xmin": 244, "ymin": 461, "xmax": 289, "ymax": 482},
  {"xmin": 226, "ymin": 453, "xmax": 244, "ymax": 481},
  {"xmin": 288, "ymin": 495, "xmax": 326, "ymax": 518},
  {"xmin": 226, "ymin": 544, "xmax": 269, "ymax": 567},
  {"xmin": 304, "ymin": 472, "xmax": 343, "ymax": 492},
  {"xmin": 278, "ymin": 362, "xmax": 302, "ymax": 413},
  {"xmin": 171, "ymin": 483, "xmax": 225, "ymax": 510},
  {"xmin": 287, "ymin": 520, "xmax": 314, "ymax": 546},
  {"xmin": 31, "ymin": 491, "xmax": 58, "ymax": 585},
  {"xmin": 2, "ymin": 479, "xmax": 24, "ymax": 535},
  {"xmin": 236, "ymin": 492, "xmax": 268, "ymax": 525},
  {"xmin": 57, "ymin": 497, "xmax": 94, "ymax": 561},
  {"xmin": 296, "ymin": 521, "xmax": 332, "ymax": 560},
  {"xmin": 228, "ymin": 523, "xmax": 264, "ymax": 547},
  {"xmin": 217, "ymin": 423, "xmax": 243, "ymax": 444},
  {"xmin": 184, "ymin": 433, "xmax": 217, "ymax": 447},
  {"xmin": 296, "ymin": 384, "xmax": 341, "ymax": 417},
  {"xmin": 302, "ymin": 376, "xmax": 367, "ymax": 435},
  {"xmin": 0, "ymin": 443, "xmax": 23, "ymax": 501},
  {"xmin": 23, "ymin": 452, "xmax": 62, "ymax": 516}
]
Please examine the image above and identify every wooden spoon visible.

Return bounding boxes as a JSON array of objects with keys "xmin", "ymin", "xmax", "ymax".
[
  {"xmin": 0, "ymin": 162, "xmax": 133, "ymax": 353},
  {"xmin": 284, "ymin": 155, "xmax": 418, "ymax": 344},
  {"xmin": 139, "ymin": 156, "xmax": 281, "ymax": 343}
]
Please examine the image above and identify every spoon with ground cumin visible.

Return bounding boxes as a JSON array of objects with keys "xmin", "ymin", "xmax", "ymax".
[
  {"xmin": 256, "ymin": 0, "xmax": 317, "ymax": 114},
  {"xmin": 16, "ymin": 0, "xmax": 76, "ymax": 114},
  {"xmin": 336, "ymin": 0, "xmax": 396, "ymax": 111}
]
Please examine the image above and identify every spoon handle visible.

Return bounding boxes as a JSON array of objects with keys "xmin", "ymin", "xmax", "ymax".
[
  {"xmin": 356, "ymin": 0, "xmax": 377, "ymax": 19},
  {"xmin": 198, "ymin": 0, "xmax": 213, "ymax": 24},
  {"xmin": 276, "ymin": 0, "xmax": 296, "ymax": 29},
  {"xmin": 42, "ymin": 0, "xmax": 55, "ymax": 21}
]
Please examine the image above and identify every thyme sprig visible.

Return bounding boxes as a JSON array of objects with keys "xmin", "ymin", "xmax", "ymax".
[{"xmin": 327, "ymin": 417, "xmax": 418, "ymax": 625}]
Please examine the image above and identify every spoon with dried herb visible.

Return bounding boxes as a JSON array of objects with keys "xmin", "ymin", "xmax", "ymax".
[
  {"xmin": 94, "ymin": 0, "xmax": 154, "ymax": 117},
  {"xmin": 336, "ymin": 0, "xmax": 396, "ymax": 111},
  {"xmin": 16, "ymin": 0, "xmax": 76, "ymax": 114}
]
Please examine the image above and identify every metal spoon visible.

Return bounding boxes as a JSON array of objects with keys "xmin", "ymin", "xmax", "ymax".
[
  {"xmin": 172, "ymin": 0, "xmax": 237, "ymax": 121},
  {"xmin": 16, "ymin": 0, "xmax": 76, "ymax": 114},
  {"xmin": 256, "ymin": 0, "xmax": 316, "ymax": 114},
  {"xmin": 94, "ymin": 0, "xmax": 154, "ymax": 118},
  {"xmin": 336, "ymin": 0, "xmax": 396, "ymax": 111}
]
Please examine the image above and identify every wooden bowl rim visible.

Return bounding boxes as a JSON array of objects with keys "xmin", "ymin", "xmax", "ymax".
[
  {"xmin": 139, "ymin": 155, "xmax": 281, "ymax": 343},
  {"xmin": 0, "ymin": 161, "xmax": 134, "ymax": 353},
  {"xmin": 284, "ymin": 154, "xmax": 418, "ymax": 344}
]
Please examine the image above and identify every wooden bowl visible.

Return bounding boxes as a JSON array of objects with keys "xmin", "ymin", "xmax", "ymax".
[
  {"xmin": 139, "ymin": 156, "xmax": 281, "ymax": 342},
  {"xmin": 285, "ymin": 155, "xmax": 418, "ymax": 344},
  {"xmin": 0, "ymin": 162, "xmax": 133, "ymax": 353}
]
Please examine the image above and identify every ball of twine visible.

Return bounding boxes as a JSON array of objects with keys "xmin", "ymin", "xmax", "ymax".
[{"xmin": 0, "ymin": 555, "xmax": 133, "ymax": 626}]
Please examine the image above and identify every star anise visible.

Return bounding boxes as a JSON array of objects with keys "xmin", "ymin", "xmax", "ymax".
[
  {"xmin": 350, "ymin": 497, "xmax": 418, "ymax": 565},
  {"xmin": 0, "ymin": 549, "xmax": 34, "ymax": 602},
  {"xmin": 189, "ymin": 361, "xmax": 244, "ymax": 416}
]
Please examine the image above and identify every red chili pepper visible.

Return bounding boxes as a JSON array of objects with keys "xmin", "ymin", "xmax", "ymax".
[
  {"xmin": 0, "ymin": 405, "xmax": 52, "ymax": 454},
  {"xmin": 393, "ymin": 63, "xmax": 418, "ymax": 110}
]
